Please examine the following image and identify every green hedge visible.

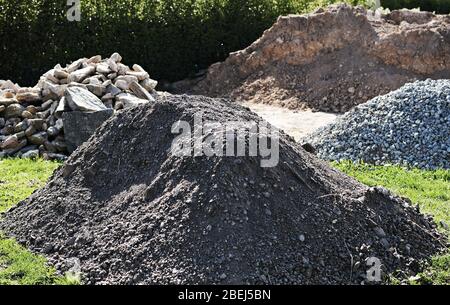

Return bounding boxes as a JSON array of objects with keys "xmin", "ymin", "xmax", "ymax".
[
  {"xmin": 0, "ymin": 0, "xmax": 367, "ymax": 86},
  {"xmin": 382, "ymin": 0, "xmax": 450, "ymax": 13}
]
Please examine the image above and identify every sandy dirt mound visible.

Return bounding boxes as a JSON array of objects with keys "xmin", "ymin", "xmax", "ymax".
[
  {"xmin": 0, "ymin": 95, "xmax": 445, "ymax": 284},
  {"xmin": 175, "ymin": 5, "xmax": 450, "ymax": 113}
]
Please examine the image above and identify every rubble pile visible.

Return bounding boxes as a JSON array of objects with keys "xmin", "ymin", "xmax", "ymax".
[{"xmin": 0, "ymin": 53, "xmax": 158, "ymax": 160}]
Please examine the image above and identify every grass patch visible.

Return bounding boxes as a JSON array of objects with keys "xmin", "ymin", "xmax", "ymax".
[
  {"xmin": 0, "ymin": 158, "xmax": 77, "ymax": 285},
  {"xmin": 334, "ymin": 161, "xmax": 449, "ymax": 285},
  {"xmin": 0, "ymin": 234, "xmax": 76, "ymax": 285},
  {"xmin": 0, "ymin": 158, "xmax": 60, "ymax": 212}
]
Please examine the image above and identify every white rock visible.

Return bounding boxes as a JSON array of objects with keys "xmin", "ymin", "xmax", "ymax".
[
  {"xmin": 117, "ymin": 63, "xmax": 130, "ymax": 75},
  {"xmin": 54, "ymin": 69, "xmax": 69, "ymax": 79},
  {"xmin": 82, "ymin": 76, "xmax": 102, "ymax": 85},
  {"xmin": 129, "ymin": 81, "xmax": 155, "ymax": 101},
  {"xmin": 68, "ymin": 65, "xmax": 96, "ymax": 83},
  {"xmin": 66, "ymin": 58, "xmax": 87, "ymax": 73},
  {"xmin": 55, "ymin": 97, "xmax": 67, "ymax": 116},
  {"xmin": 0, "ymin": 97, "xmax": 18, "ymax": 107},
  {"xmin": 107, "ymin": 72, "xmax": 117, "ymax": 79},
  {"xmin": 132, "ymin": 64, "xmax": 146, "ymax": 73},
  {"xmin": 67, "ymin": 82, "xmax": 88, "ymax": 90},
  {"xmin": 126, "ymin": 70, "xmax": 149, "ymax": 81},
  {"xmin": 64, "ymin": 87, "xmax": 107, "ymax": 112},
  {"xmin": 40, "ymin": 81, "xmax": 66, "ymax": 98},
  {"xmin": 55, "ymin": 119, "xmax": 64, "ymax": 130},
  {"xmin": 0, "ymin": 80, "xmax": 20, "ymax": 93},
  {"xmin": 87, "ymin": 55, "xmax": 102, "ymax": 64},
  {"xmin": 110, "ymin": 52, "xmax": 122, "ymax": 63},
  {"xmin": 96, "ymin": 62, "xmax": 112, "ymax": 75},
  {"xmin": 86, "ymin": 84, "xmax": 105, "ymax": 97},
  {"xmin": 140, "ymin": 78, "xmax": 158, "ymax": 91},
  {"xmin": 108, "ymin": 59, "xmax": 118, "ymax": 73},
  {"xmin": 116, "ymin": 93, "xmax": 149, "ymax": 108},
  {"xmin": 43, "ymin": 70, "xmax": 59, "ymax": 84},
  {"xmin": 114, "ymin": 75, "xmax": 138, "ymax": 90},
  {"xmin": 106, "ymin": 84, "xmax": 121, "ymax": 96},
  {"xmin": 16, "ymin": 88, "xmax": 41, "ymax": 103}
]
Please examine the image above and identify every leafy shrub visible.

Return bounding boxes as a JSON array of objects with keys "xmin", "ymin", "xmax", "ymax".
[{"xmin": 0, "ymin": 0, "xmax": 367, "ymax": 86}]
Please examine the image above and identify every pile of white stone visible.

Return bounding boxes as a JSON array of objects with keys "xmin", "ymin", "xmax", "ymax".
[{"xmin": 0, "ymin": 53, "xmax": 158, "ymax": 160}]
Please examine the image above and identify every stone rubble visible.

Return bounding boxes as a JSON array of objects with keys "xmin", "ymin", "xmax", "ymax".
[{"xmin": 0, "ymin": 53, "xmax": 158, "ymax": 160}]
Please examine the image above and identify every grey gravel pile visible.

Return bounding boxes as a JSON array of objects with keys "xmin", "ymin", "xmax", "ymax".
[{"xmin": 304, "ymin": 79, "xmax": 450, "ymax": 169}]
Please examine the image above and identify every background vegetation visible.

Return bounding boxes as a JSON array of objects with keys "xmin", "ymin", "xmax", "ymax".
[
  {"xmin": 0, "ymin": 0, "xmax": 366, "ymax": 86},
  {"xmin": 1, "ymin": 1, "xmax": 448, "ymax": 86}
]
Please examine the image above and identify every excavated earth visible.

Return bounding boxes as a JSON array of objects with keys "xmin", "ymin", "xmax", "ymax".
[
  {"xmin": 175, "ymin": 5, "xmax": 450, "ymax": 112},
  {"xmin": 0, "ymin": 95, "xmax": 446, "ymax": 284}
]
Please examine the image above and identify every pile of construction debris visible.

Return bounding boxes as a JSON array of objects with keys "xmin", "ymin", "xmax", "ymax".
[
  {"xmin": 0, "ymin": 53, "xmax": 157, "ymax": 159},
  {"xmin": 175, "ymin": 5, "xmax": 450, "ymax": 113}
]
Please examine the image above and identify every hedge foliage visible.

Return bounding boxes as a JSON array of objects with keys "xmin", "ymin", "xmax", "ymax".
[
  {"xmin": 0, "ymin": 0, "xmax": 368, "ymax": 86},
  {"xmin": 381, "ymin": 0, "xmax": 450, "ymax": 13}
]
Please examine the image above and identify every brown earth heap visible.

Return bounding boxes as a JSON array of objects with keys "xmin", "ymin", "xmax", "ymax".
[
  {"xmin": 0, "ymin": 95, "xmax": 445, "ymax": 284},
  {"xmin": 177, "ymin": 5, "xmax": 450, "ymax": 112}
]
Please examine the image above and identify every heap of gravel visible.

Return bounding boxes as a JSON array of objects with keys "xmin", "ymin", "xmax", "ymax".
[
  {"xmin": 0, "ymin": 94, "xmax": 445, "ymax": 284},
  {"xmin": 304, "ymin": 79, "xmax": 450, "ymax": 169}
]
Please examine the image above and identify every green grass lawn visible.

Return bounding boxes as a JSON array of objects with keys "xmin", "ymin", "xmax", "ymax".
[
  {"xmin": 334, "ymin": 161, "xmax": 449, "ymax": 285},
  {"xmin": 0, "ymin": 158, "xmax": 76, "ymax": 285},
  {"xmin": 0, "ymin": 158, "xmax": 448, "ymax": 285}
]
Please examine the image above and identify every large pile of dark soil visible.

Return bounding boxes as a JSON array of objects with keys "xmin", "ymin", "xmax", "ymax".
[{"xmin": 0, "ymin": 94, "xmax": 445, "ymax": 284}]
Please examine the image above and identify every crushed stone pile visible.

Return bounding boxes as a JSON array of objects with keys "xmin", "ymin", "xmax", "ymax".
[
  {"xmin": 0, "ymin": 53, "xmax": 158, "ymax": 160},
  {"xmin": 304, "ymin": 79, "xmax": 450, "ymax": 169},
  {"xmin": 1, "ymin": 94, "xmax": 445, "ymax": 284},
  {"xmin": 175, "ymin": 5, "xmax": 450, "ymax": 113}
]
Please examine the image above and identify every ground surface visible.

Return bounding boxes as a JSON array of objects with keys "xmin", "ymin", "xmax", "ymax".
[
  {"xmin": 242, "ymin": 102, "xmax": 339, "ymax": 141},
  {"xmin": 0, "ymin": 159, "xmax": 75, "ymax": 284},
  {"xmin": 334, "ymin": 162, "xmax": 449, "ymax": 285},
  {"xmin": 0, "ymin": 158, "xmax": 448, "ymax": 285}
]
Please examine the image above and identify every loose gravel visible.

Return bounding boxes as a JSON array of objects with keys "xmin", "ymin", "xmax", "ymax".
[{"xmin": 304, "ymin": 79, "xmax": 450, "ymax": 169}]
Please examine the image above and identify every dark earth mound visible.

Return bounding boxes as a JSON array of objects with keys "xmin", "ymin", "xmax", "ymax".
[{"xmin": 0, "ymin": 94, "xmax": 446, "ymax": 284}]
